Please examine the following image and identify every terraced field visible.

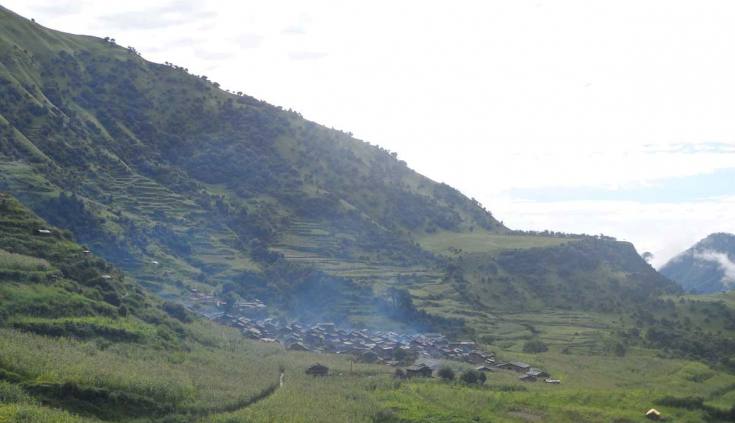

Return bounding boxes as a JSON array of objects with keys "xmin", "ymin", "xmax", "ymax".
[
  {"xmin": 418, "ymin": 230, "xmax": 578, "ymax": 256},
  {"xmin": 273, "ymin": 218, "xmax": 441, "ymax": 281}
]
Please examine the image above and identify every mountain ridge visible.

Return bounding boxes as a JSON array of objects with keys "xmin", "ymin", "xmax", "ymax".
[
  {"xmin": 0, "ymin": 4, "xmax": 687, "ymax": 334},
  {"xmin": 661, "ymin": 232, "xmax": 735, "ymax": 294}
]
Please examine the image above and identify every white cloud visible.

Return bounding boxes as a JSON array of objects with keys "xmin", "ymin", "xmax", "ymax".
[
  {"xmin": 490, "ymin": 196, "xmax": 735, "ymax": 268},
  {"xmin": 693, "ymin": 250, "xmax": 735, "ymax": 287}
]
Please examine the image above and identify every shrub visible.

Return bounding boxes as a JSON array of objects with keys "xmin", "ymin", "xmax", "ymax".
[
  {"xmin": 162, "ymin": 302, "xmax": 192, "ymax": 323},
  {"xmin": 479, "ymin": 335, "xmax": 496, "ymax": 344},
  {"xmin": 522, "ymin": 339, "xmax": 548, "ymax": 353},
  {"xmin": 459, "ymin": 369, "xmax": 486, "ymax": 385},
  {"xmin": 437, "ymin": 366, "xmax": 455, "ymax": 381}
]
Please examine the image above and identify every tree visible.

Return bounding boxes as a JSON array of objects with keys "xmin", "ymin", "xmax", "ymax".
[
  {"xmin": 223, "ymin": 292, "xmax": 239, "ymax": 313},
  {"xmin": 437, "ymin": 366, "xmax": 455, "ymax": 381},
  {"xmin": 522, "ymin": 339, "xmax": 548, "ymax": 353},
  {"xmin": 460, "ymin": 369, "xmax": 486, "ymax": 385}
]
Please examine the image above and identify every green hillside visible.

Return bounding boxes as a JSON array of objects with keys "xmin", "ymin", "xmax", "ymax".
[
  {"xmin": 0, "ymin": 4, "xmax": 498, "ymax": 282},
  {"xmin": 0, "ymin": 4, "xmax": 732, "ymax": 353},
  {"xmin": 0, "ymin": 192, "xmax": 184, "ymax": 346},
  {"xmin": 0, "ymin": 194, "xmax": 733, "ymax": 422},
  {"xmin": 0, "ymin": 4, "xmax": 514, "ymax": 330},
  {"xmin": 1, "ymin": 5, "xmax": 735, "ymax": 422}
]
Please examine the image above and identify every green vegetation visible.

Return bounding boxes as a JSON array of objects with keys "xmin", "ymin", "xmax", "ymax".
[
  {"xmin": 0, "ymin": 5, "xmax": 734, "ymax": 422},
  {"xmin": 373, "ymin": 352, "xmax": 735, "ymax": 422},
  {"xmin": 418, "ymin": 230, "xmax": 574, "ymax": 256},
  {"xmin": 522, "ymin": 339, "xmax": 549, "ymax": 353},
  {"xmin": 0, "ymin": 4, "xmax": 501, "ymax": 316}
]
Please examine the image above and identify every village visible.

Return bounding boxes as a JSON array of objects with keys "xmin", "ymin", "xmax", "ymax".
[{"xmin": 185, "ymin": 288, "xmax": 559, "ymax": 383}]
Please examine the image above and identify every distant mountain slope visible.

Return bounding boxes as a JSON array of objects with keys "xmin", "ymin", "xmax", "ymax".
[
  {"xmin": 660, "ymin": 233, "xmax": 735, "ymax": 294},
  {"xmin": 414, "ymin": 233, "xmax": 680, "ymax": 317}
]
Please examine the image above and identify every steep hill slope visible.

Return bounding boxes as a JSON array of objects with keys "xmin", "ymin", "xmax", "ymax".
[
  {"xmin": 0, "ymin": 5, "xmax": 690, "ymax": 336},
  {"xmin": 0, "ymin": 5, "xmax": 501, "ymax": 307},
  {"xmin": 661, "ymin": 233, "xmax": 735, "ymax": 293},
  {"xmin": 0, "ymin": 192, "xmax": 187, "ymax": 345}
]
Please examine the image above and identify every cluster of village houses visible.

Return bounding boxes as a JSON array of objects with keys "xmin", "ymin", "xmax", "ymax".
[{"xmin": 186, "ymin": 289, "xmax": 559, "ymax": 383}]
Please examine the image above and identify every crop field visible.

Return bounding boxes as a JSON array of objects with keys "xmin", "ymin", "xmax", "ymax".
[
  {"xmin": 0, "ymin": 323, "xmax": 397, "ymax": 422},
  {"xmin": 1, "ymin": 322, "xmax": 733, "ymax": 422},
  {"xmin": 0, "ymin": 249, "xmax": 50, "ymax": 271}
]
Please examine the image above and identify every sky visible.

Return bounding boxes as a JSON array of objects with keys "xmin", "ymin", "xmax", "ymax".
[{"xmin": 5, "ymin": 0, "xmax": 735, "ymax": 267}]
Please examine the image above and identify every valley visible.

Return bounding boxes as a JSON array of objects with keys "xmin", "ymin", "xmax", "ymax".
[{"xmin": 0, "ymin": 4, "xmax": 734, "ymax": 422}]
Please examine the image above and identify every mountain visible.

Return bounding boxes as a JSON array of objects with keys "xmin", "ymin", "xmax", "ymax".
[
  {"xmin": 0, "ymin": 5, "xmax": 505, "ymax": 321},
  {"xmin": 0, "ymin": 5, "xmax": 689, "ymax": 333},
  {"xmin": 2, "ymin": 7, "xmax": 735, "ymax": 422},
  {"xmin": 660, "ymin": 233, "xmax": 735, "ymax": 294}
]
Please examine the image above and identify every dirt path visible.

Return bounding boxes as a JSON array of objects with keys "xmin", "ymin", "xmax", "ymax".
[{"xmin": 167, "ymin": 369, "xmax": 286, "ymax": 421}]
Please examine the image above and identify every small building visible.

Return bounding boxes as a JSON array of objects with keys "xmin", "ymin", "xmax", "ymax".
[
  {"xmin": 244, "ymin": 328, "xmax": 262, "ymax": 339},
  {"xmin": 466, "ymin": 351, "xmax": 486, "ymax": 364},
  {"xmin": 544, "ymin": 378, "xmax": 561, "ymax": 384},
  {"xmin": 405, "ymin": 364, "xmax": 433, "ymax": 378},
  {"xmin": 36, "ymin": 229, "xmax": 52, "ymax": 235},
  {"xmin": 508, "ymin": 361, "xmax": 531, "ymax": 372},
  {"xmin": 287, "ymin": 342, "xmax": 309, "ymax": 351},
  {"xmin": 101, "ymin": 275, "xmax": 112, "ymax": 280},
  {"xmin": 645, "ymin": 409, "xmax": 661, "ymax": 420},
  {"xmin": 526, "ymin": 368, "xmax": 549, "ymax": 378},
  {"xmin": 359, "ymin": 350, "xmax": 379, "ymax": 363},
  {"xmin": 305, "ymin": 363, "xmax": 329, "ymax": 377}
]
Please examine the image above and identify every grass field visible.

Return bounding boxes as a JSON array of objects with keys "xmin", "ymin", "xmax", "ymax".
[
  {"xmin": 2, "ymin": 323, "xmax": 732, "ymax": 422},
  {"xmin": 418, "ymin": 231, "xmax": 576, "ymax": 256}
]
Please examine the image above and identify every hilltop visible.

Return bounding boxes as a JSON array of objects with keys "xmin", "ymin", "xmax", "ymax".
[{"xmin": 661, "ymin": 233, "xmax": 735, "ymax": 294}]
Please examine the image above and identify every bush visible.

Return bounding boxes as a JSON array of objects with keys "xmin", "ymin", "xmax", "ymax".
[
  {"xmin": 522, "ymin": 339, "xmax": 548, "ymax": 353},
  {"xmin": 459, "ymin": 369, "xmax": 486, "ymax": 385},
  {"xmin": 162, "ymin": 302, "xmax": 192, "ymax": 323},
  {"xmin": 437, "ymin": 366, "xmax": 455, "ymax": 381},
  {"xmin": 479, "ymin": 335, "xmax": 496, "ymax": 344},
  {"xmin": 655, "ymin": 396, "xmax": 705, "ymax": 410}
]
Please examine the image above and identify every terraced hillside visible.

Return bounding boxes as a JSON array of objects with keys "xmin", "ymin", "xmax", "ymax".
[
  {"xmin": 0, "ymin": 5, "xmax": 730, "ymax": 356},
  {"xmin": 0, "ymin": 4, "xmax": 503, "ymax": 315},
  {"xmin": 0, "ymin": 192, "xmax": 184, "ymax": 345}
]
